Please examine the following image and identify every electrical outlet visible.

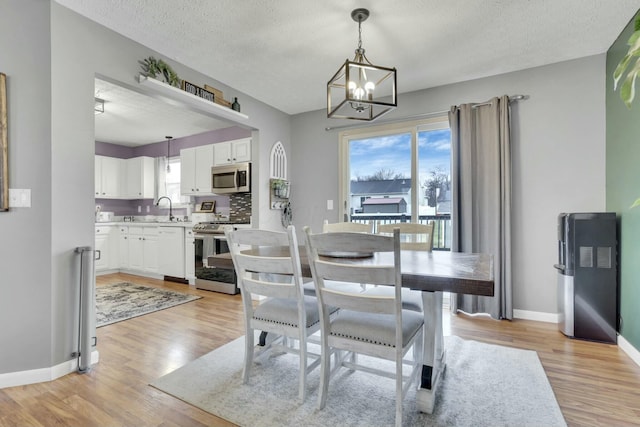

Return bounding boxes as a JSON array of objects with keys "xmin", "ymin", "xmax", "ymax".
[
  {"xmin": 138, "ymin": 206, "xmax": 141, "ymax": 213},
  {"xmin": 146, "ymin": 205, "xmax": 150, "ymax": 213},
  {"xmin": 327, "ymin": 199, "xmax": 334, "ymax": 210}
]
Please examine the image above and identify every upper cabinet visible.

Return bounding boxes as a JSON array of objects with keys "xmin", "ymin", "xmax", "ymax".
[
  {"xmin": 124, "ymin": 156, "xmax": 155, "ymax": 199},
  {"xmin": 95, "ymin": 155, "xmax": 122, "ymax": 198},
  {"xmin": 181, "ymin": 144, "xmax": 215, "ymax": 195},
  {"xmin": 213, "ymin": 138, "xmax": 251, "ymax": 166},
  {"xmin": 95, "ymin": 155, "xmax": 155, "ymax": 200}
]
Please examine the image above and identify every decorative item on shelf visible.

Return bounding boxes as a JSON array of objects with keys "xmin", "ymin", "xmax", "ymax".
[
  {"xmin": 231, "ymin": 97, "xmax": 241, "ymax": 112},
  {"xmin": 137, "ymin": 74, "xmax": 250, "ymax": 121},
  {"xmin": 139, "ymin": 56, "xmax": 181, "ymax": 87},
  {"xmin": 182, "ymin": 80, "xmax": 215, "ymax": 103},
  {"xmin": 197, "ymin": 200, "xmax": 215, "ymax": 212},
  {"xmin": 327, "ymin": 8, "xmax": 397, "ymax": 121},
  {"xmin": 270, "ymin": 178, "xmax": 290, "ymax": 209},
  {"xmin": 613, "ymin": 11, "xmax": 640, "ymax": 109},
  {"xmin": 271, "ymin": 178, "xmax": 289, "ymax": 198},
  {"xmin": 204, "ymin": 85, "xmax": 232, "ymax": 108}
]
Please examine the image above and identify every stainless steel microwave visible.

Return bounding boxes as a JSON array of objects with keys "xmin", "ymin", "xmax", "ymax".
[{"xmin": 211, "ymin": 162, "xmax": 251, "ymax": 194}]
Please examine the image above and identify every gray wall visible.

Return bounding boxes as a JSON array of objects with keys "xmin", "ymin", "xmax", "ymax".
[
  {"xmin": 0, "ymin": 0, "xmax": 291, "ymax": 377},
  {"xmin": 291, "ymin": 55, "xmax": 607, "ymax": 316},
  {"xmin": 0, "ymin": 0, "xmax": 53, "ymax": 374}
]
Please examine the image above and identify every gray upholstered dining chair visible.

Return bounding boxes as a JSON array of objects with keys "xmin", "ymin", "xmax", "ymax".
[
  {"xmin": 303, "ymin": 226, "xmax": 424, "ymax": 427},
  {"xmin": 224, "ymin": 225, "xmax": 323, "ymax": 402},
  {"xmin": 302, "ymin": 220, "xmax": 373, "ymax": 296},
  {"xmin": 364, "ymin": 221, "xmax": 436, "ymax": 312}
]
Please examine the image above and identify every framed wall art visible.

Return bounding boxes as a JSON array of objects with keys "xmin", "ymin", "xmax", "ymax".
[{"xmin": 0, "ymin": 73, "xmax": 7, "ymax": 211}]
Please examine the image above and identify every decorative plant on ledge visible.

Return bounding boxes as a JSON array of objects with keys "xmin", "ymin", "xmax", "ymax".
[
  {"xmin": 613, "ymin": 12, "xmax": 640, "ymax": 109},
  {"xmin": 139, "ymin": 56, "xmax": 181, "ymax": 88}
]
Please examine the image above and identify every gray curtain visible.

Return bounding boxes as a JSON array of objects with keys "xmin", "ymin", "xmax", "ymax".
[{"xmin": 449, "ymin": 96, "xmax": 512, "ymax": 320}]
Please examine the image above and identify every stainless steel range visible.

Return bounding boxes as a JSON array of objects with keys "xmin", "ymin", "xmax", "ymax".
[{"xmin": 193, "ymin": 222, "xmax": 239, "ymax": 294}]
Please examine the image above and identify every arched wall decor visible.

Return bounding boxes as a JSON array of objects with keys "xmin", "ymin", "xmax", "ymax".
[
  {"xmin": 269, "ymin": 141, "xmax": 290, "ymax": 211},
  {"xmin": 270, "ymin": 141, "xmax": 287, "ymax": 179}
]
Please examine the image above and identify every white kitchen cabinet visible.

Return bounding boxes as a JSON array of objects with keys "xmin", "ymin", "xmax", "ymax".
[
  {"xmin": 124, "ymin": 156, "xmax": 155, "ymax": 199},
  {"xmin": 181, "ymin": 144, "xmax": 214, "ymax": 195},
  {"xmin": 185, "ymin": 228, "xmax": 195, "ymax": 281},
  {"xmin": 128, "ymin": 228, "xmax": 144, "ymax": 270},
  {"xmin": 144, "ymin": 232, "xmax": 158, "ymax": 273},
  {"xmin": 128, "ymin": 226, "xmax": 158, "ymax": 273},
  {"xmin": 95, "ymin": 155, "xmax": 122, "ymax": 198},
  {"xmin": 95, "ymin": 225, "xmax": 116, "ymax": 272},
  {"xmin": 118, "ymin": 226, "xmax": 129, "ymax": 269},
  {"xmin": 212, "ymin": 138, "xmax": 251, "ymax": 166},
  {"xmin": 158, "ymin": 227, "xmax": 185, "ymax": 278}
]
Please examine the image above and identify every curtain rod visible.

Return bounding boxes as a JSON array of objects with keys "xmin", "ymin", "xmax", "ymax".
[{"xmin": 324, "ymin": 94, "xmax": 527, "ymax": 131}]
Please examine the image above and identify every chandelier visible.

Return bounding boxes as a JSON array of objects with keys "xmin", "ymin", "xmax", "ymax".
[{"xmin": 327, "ymin": 8, "xmax": 397, "ymax": 121}]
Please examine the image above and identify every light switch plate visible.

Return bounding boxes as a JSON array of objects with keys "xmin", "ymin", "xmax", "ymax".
[
  {"xmin": 327, "ymin": 199, "xmax": 333, "ymax": 210},
  {"xmin": 9, "ymin": 189, "xmax": 31, "ymax": 208}
]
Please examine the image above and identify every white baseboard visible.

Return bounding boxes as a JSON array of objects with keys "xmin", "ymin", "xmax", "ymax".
[
  {"xmin": 618, "ymin": 335, "xmax": 640, "ymax": 367},
  {"xmin": 512, "ymin": 310, "xmax": 640, "ymax": 368},
  {"xmin": 513, "ymin": 309, "xmax": 559, "ymax": 323},
  {"xmin": 0, "ymin": 350, "xmax": 99, "ymax": 389}
]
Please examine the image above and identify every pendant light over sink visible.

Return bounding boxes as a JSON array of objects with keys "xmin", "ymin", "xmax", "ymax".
[
  {"xmin": 165, "ymin": 136, "xmax": 173, "ymax": 173},
  {"xmin": 327, "ymin": 8, "xmax": 397, "ymax": 121}
]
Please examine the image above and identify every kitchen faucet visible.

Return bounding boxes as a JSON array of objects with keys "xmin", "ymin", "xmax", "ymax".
[{"xmin": 156, "ymin": 196, "xmax": 174, "ymax": 221}]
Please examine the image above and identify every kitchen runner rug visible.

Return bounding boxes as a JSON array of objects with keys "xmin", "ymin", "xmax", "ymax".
[
  {"xmin": 96, "ymin": 282, "xmax": 201, "ymax": 327},
  {"xmin": 151, "ymin": 335, "xmax": 566, "ymax": 427}
]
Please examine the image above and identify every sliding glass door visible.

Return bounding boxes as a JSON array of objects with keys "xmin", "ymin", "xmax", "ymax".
[{"xmin": 339, "ymin": 117, "xmax": 451, "ymax": 249}]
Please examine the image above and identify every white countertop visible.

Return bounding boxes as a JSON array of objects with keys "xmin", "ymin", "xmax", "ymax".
[{"xmin": 95, "ymin": 221, "xmax": 194, "ymax": 228}]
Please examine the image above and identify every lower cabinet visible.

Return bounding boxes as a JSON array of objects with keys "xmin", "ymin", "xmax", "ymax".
[
  {"xmin": 118, "ymin": 226, "xmax": 129, "ymax": 268},
  {"xmin": 96, "ymin": 224, "xmax": 189, "ymax": 279},
  {"xmin": 94, "ymin": 225, "xmax": 114, "ymax": 272},
  {"xmin": 185, "ymin": 229, "xmax": 195, "ymax": 281},
  {"xmin": 158, "ymin": 227, "xmax": 184, "ymax": 278},
  {"xmin": 127, "ymin": 226, "xmax": 158, "ymax": 274}
]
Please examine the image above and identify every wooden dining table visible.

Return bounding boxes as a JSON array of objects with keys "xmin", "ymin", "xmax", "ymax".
[{"xmin": 208, "ymin": 249, "xmax": 494, "ymax": 414}]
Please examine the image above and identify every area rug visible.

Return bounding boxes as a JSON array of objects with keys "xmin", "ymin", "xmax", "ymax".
[
  {"xmin": 151, "ymin": 335, "xmax": 566, "ymax": 427},
  {"xmin": 96, "ymin": 282, "xmax": 201, "ymax": 327}
]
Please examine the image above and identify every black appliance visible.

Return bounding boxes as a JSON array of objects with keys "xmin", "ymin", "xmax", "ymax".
[{"xmin": 554, "ymin": 212, "xmax": 618, "ymax": 343}]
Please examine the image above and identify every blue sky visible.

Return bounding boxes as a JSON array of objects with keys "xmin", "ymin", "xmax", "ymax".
[{"xmin": 349, "ymin": 129, "xmax": 451, "ymax": 185}]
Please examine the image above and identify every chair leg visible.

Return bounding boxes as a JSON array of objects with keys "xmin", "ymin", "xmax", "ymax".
[
  {"xmin": 299, "ymin": 333, "xmax": 307, "ymax": 402},
  {"xmin": 243, "ymin": 328, "xmax": 254, "ymax": 384},
  {"xmin": 318, "ymin": 335, "xmax": 330, "ymax": 410},
  {"xmin": 396, "ymin": 356, "xmax": 403, "ymax": 427}
]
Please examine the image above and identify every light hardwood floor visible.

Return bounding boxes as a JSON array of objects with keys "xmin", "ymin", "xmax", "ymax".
[{"xmin": 1, "ymin": 272, "xmax": 639, "ymax": 426}]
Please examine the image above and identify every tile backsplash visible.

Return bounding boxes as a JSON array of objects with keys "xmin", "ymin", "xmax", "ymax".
[{"xmin": 229, "ymin": 193, "xmax": 252, "ymax": 223}]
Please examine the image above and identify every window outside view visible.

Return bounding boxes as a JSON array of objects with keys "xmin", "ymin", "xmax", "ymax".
[
  {"xmin": 348, "ymin": 125, "xmax": 452, "ymax": 249},
  {"xmin": 163, "ymin": 158, "xmax": 184, "ymax": 204}
]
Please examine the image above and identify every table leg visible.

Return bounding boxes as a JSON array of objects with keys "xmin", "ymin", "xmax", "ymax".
[{"xmin": 416, "ymin": 291, "xmax": 445, "ymax": 414}]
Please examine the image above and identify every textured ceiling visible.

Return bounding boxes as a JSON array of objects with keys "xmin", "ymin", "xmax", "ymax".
[{"xmin": 55, "ymin": 0, "xmax": 640, "ymax": 116}]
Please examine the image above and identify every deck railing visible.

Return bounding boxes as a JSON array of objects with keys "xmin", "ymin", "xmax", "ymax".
[{"xmin": 349, "ymin": 213, "xmax": 452, "ymax": 251}]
